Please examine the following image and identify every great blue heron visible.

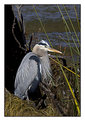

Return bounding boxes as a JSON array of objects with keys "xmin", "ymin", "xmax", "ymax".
[{"xmin": 14, "ymin": 40, "xmax": 62, "ymax": 100}]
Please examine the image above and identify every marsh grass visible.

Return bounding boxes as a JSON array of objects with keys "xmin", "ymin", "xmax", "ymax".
[
  {"xmin": 57, "ymin": 5, "xmax": 80, "ymax": 55},
  {"xmin": 57, "ymin": 5, "xmax": 80, "ymax": 115},
  {"xmin": 63, "ymin": 5, "xmax": 80, "ymax": 45}
]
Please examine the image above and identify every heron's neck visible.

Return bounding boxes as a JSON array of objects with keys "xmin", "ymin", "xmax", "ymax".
[{"xmin": 40, "ymin": 54, "xmax": 51, "ymax": 80}]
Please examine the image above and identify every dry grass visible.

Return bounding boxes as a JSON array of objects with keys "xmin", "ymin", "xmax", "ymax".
[{"xmin": 5, "ymin": 88, "xmax": 60, "ymax": 116}]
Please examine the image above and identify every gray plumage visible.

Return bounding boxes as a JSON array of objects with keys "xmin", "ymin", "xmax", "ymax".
[
  {"xmin": 14, "ymin": 40, "xmax": 62, "ymax": 100},
  {"xmin": 14, "ymin": 40, "xmax": 51, "ymax": 100}
]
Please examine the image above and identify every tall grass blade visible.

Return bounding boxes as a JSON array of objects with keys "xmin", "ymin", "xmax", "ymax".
[
  {"xmin": 74, "ymin": 5, "xmax": 80, "ymax": 31},
  {"xmin": 65, "ymin": 26, "xmax": 80, "ymax": 94},
  {"xmin": 32, "ymin": 5, "xmax": 52, "ymax": 47},
  {"xmin": 57, "ymin": 5, "xmax": 80, "ymax": 55},
  {"xmin": 63, "ymin": 5, "xmax": 80, "ymax": 45}
]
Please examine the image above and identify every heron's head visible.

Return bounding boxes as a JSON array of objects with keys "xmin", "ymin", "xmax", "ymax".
[{"xmin": 32, "ymin": 40, "xmax": 62, "ymax": 57}]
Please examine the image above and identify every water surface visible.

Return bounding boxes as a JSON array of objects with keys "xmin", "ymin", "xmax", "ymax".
[{"xmin": 13, "ymin": 4, "xmax": 80, "ymax": 65}]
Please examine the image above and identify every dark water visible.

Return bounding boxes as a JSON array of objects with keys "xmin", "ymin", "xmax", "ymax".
[
  {"xmin": 14, "ymin": 5, "xmax": 80, "ymax": 21},
  {"xmin": 13, "ymin": 4, "xmax": 80, "ymax": 65}
]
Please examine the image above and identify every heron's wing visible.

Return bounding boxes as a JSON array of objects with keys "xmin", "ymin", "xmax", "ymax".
[{"xmin": 14, "ymin": 53, "xmax": 40, "ymax": 96}]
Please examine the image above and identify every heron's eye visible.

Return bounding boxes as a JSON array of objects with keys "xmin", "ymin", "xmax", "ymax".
[{"xmin": 45, "ymin": 45, "xmax": 47, "ymax": 48}]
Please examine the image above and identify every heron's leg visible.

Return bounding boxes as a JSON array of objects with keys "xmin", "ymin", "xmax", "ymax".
[
  {"xmin": 26, "ymin": 95, "xmax": 29, "ymax": 102},
  {"xmin": 25, "ymin": 89, "xmax": 29, "ymax": 101}
]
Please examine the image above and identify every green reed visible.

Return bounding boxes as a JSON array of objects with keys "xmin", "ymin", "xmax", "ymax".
[
  {"xmin": 57, "ymin": 5, "xmax": 80, "ymax": 55},
  {"xmin": 57, "ymin": 4, "xmax": 80, "ymax": 115},
  {"xmin": 63, "ymin": 5, "xmax": 80, "ymax": 45}
]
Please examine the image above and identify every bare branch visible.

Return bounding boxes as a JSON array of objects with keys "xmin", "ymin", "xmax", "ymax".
[{"xmin": 12, "ymin": 16, "xmax": 26, "ymax": 51}]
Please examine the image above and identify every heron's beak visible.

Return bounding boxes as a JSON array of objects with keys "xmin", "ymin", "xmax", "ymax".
[{"xmin": 47, "ymin": 48, "xmax": 62, "ymax": 54}]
